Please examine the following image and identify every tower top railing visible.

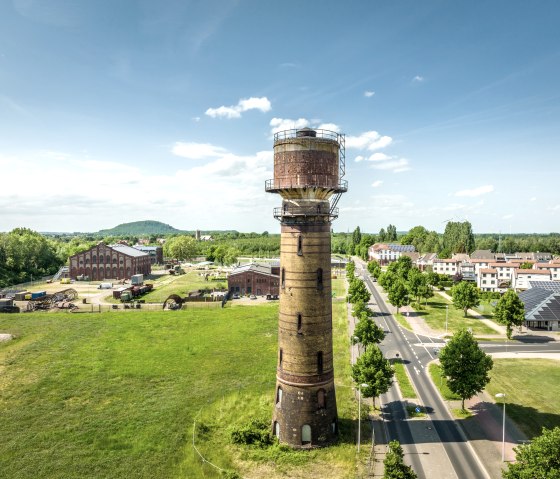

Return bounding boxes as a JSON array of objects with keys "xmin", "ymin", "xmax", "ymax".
[{"xmin": 273, "ymin": 128, "xmax": 346, "ymax": 179}]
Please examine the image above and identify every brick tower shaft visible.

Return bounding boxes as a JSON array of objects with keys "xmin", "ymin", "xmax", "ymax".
[{"xmin": 266, "ymin": 128, "xmax": 347, "ymax": 448}]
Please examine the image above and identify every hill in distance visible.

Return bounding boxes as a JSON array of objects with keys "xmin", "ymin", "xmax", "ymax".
[{"xmin": 97, "ymin": 220, "xmax": 182, "ymax": 236}]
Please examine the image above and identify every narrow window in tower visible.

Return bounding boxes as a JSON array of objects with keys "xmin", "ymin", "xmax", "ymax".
[
  {"xmin": 301, "ymin": 424, "xmax": 311, "ymax": 445},
  {"xmin": 274, "ymin": 421, "xmax": 280, "ymax": 439},
  {"xmin": 317, "ymin": 268, "xmax": 323, "ymax": 290},
  {"xmin": 297, "ymin": 313, "xmax": 303, "ymax": 334},
  {"xmin": 297, "ymin": 235, "xmax": 303, "ymax": 256},
  {"xmin": 317, "ymin": 351, "xmax": 323, "ymax": 374},
  {"xmin": 279, "ymin": 348, "xmax": 283, "ymax": 368},
  {"xmin": 317, "ymin": 389, "xmax": 326, "ymax": 409},
  {"xmin": 281, "ymin": 268, "xmax": 285, "ymax": 288},
  {"xmin": 276, "ymin": 387, "xmax": 283, "ymax": 405}
]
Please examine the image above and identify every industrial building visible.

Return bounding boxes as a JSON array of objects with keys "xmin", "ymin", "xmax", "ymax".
[
  {"xmin": 133, "ymin": 245, "xmax": 163, "ymax": 264},
  {"xmin": 69, "ymin": 242, "xmax": 151, "ymax": 281},
  {"xmin": 266, "ymin": 127, "xmax": 347, "ymax": 448},
  {"xmin": 228, "ymin": 263, "xmax": 280, "ymax": 296}
]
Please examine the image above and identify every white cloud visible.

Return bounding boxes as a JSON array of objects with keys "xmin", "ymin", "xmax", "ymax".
[
  {"xmin": 172, "ymin": 142, "xmax": 228, "ymax": 160},
  {"xmin": 371, "ymin": 194, "xmax": 414, "ymax": 211},
  {"xmin": 269, "ymin": 117, "xmax": 309, "ymax": 134},
  {"xmin": 346, "ymin": 131, "xmax": 393, "ymax": 151},
  {"xmin": 364, "ymin": 91, "xmax": 375, "ymax": 97},
  {"xmin": 367, "ymin": 152, "xmax": 392, "ymax": 162},
  {"xmin": 371, "ymin": 158, "xmax": 410, "ymax": 173},
  {"xmin": 355, "ymin": 155, "xmax": 365, "ymax": 162},
  {"xmin": 371, "ymin": 180, "xmax": 383, "ymax": 188},
  {"xmin": 530, "ymin": 197, "xmax": 537, "ymax": 202},
  {"xmin": 205, "ymin": 96, "xmax": 271, "ymax": 119},
  {"xmin": 413, "ymin": 75, "xmax": 424, "ymax": 82},
  {"xmin": 502, "ymin": 214, "xmax": 514, "ymax": 220},
  {"xmin": 455, "ymin": 185, "xmax": 494, "ymax": 197},
  {"xmin": 192, "ymin": 116, "xmax": 200, "ymax": 122},
  {"xmin": 549, "ymin": 204, "xmax": 560, "ymax": 211},
  {"xmin": 317, "ymin": 122, "xmax": 340, "ymax": 132}
]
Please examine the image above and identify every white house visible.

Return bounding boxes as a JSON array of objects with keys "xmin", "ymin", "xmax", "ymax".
[
  {"xmin": 512, "ymin": 268, "xmax": 551, "ymax": 291},
  {"xmin": 432, "ymin": 259, "xmax": 460, "ymax": 276},
  {"xmin": 477, "ymin": 268, "xmax": 499, "ymax": 292},
  {"xmin": 488, "ymin": 263, "xmax": 516, "ymax": 286},
  {"xmin": 533, "ymin": 262, "xmax": 560, "ymax": 281},
  {"xmin": 368, "ymin": 243, "xmax": 416, "ymax": 265}
]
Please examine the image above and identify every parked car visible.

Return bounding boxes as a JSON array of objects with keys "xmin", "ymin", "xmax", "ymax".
[{"xmin": 249, "ymin": 294, "xmax": 257, "ymax": 300}]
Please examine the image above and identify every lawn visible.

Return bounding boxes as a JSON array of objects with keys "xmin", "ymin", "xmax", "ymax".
[
  {"xmin": 0, "ymin": 279, "xmax": 364, "ymax": 479},
  {"xmin": 393, "ymin": 359, "xmax": 417, "ymax": 399},
  {"xmin": 485, "ymin": 358, "xmax": 560, "ymax": 438},
  {"xmin": 141, "ymin": 269, "xmax": 225, "ymax": 303},
  {"xmin": 419, "ymin": 294, "xmax": 497, "ymax": 335}
]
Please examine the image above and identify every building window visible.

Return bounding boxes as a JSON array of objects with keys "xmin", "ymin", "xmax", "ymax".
[
  {"xmin": 297, "ymin": 235, "xmax": 303, "ymax": 256},
  {"xmin": 297, "ymin": 313, "xmax": 303, "ymax": 334},
  {"xmin": 317, "ymin": 268, "xmax": 323, "ymax": 291},
  {"xmin": 281, "ymin": 268, "xmax": 285, "ymax": 288},
  {"xmin": 274, "ymin": 421, "xmax": 280, "ymax": 439},
  {"xmin": 279, "ymin": 348, "xmax": 283, "ymax": 368},
  {"xmin": 301, "ymin": 425, "xmax": 311, "ymax": 445},
  {"xmin": 317, "ymin": 389, "xmax": 326, "ymax": 409},
  {"xmin": 317, "ymin": 351, "xmax": 323, "ymax": 374},
  {"xmin": 276, "ymin": 387, "xmax": 283, "ymax": 405}
]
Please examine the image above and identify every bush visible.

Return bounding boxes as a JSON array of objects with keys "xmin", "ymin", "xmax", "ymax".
[
  {"xmin": 230, "ymin": 419, "xmax": 274, "ymax": 447},
  {"xmin": 479, "ymin": 291, "xmax": 501, "ymax": 301}
]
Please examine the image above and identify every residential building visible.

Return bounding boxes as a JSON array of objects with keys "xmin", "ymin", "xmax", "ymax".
[
  {"xmin": 368, "ymin": 243, "xmax": 416, "ymax": 265},
  {"xmin": 477, "ymin": 268, "xmax": 499, "ymax": 291},
  {"xmin": 488, "ymin": 263, "xmax": 516, "ymax": 287},
  {"xmin": 512, "ymin": 268, "xmax": 551, "ymax": 291},
  {"xmin": 460, "ymin": 262, "xmax": 476, "ymax": 281},
  {"xmin": 416, "ymin": 253, "xmax": 438, "ymax": 271},
  {"xmin": 533, "ymin": 262, "xmax": 560, "ymax": 281},
  {"xmin": 432, "ymin": 259, "xmax": 460, "ymax": 276}
]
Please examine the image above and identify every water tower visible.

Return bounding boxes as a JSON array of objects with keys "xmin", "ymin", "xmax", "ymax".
[{"xmin": 266, "ymin": 127, "xmax": 347, "ymax": 447}]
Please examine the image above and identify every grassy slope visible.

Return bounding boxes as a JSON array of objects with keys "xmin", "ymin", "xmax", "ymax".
[{"xmin": 0, "ymin": 278, "xmax": 363, "ymax": 479}]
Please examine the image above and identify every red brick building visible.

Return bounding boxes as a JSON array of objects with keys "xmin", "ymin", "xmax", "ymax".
[
  {"xmin": 69, "ymin": 243, "xmax": 151, "ymax": 281},
  {"xmin": 228, "ymin": 263, "xmax": 280, "ymax": 296}
]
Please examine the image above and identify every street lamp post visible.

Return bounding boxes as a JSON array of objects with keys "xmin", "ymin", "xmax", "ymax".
[
  {"xmin": 357, "ymin": 383, "xmax": 368, "ymax": 453},
  {"xmin": 495, "ymin": 393, "xmax": 506, "ymax": 462}
]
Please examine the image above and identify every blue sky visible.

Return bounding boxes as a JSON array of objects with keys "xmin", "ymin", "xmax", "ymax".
[{"xmin": 1, "ymin": 0, "xmax": 559, "ymax": 234}]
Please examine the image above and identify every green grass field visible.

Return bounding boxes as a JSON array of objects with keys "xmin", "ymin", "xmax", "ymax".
[
  {"xmin": 420, "ymin": 294, "xmax": 497, "ymax": 335},
  {"xmin": 485, "ymin": 358, "xmax": 560, "ymax": 438},
  {"xmin": 393, "ymin": 360, "xmax": 417, "ymax": 399},
  {"xmin": 142, "ymin": 269, "xmax": 225, "ymax": 303},
  {"xmin": 0, "ymin": 278, "xmax": 367, "ymax": 479}
]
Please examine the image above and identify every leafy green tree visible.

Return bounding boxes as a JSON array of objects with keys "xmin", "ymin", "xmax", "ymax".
[
  {"xmin": 351, "ymin": 345, "xmax": 393, "ymax": 407},
  {"xmin": 367, "ymin": 259, "xmax": 381, "ymax": 278},
  {"xmin": 348, "ymin": 278, "xmax": 371, "ymax": 304},
  {"xmin": 378, "ymin": 228, "xmax": 387, "ymax": 242},
  {"xmin": 407, "ymin": 269, "xmax": 426, "ymax": 305},
  {"xmin": 387, "ymin": 280, "xmax": 410, "ymax": 314},
  {"xmin": 386, "ymin": 224, "xmax": 398, "ymax": 242},
  {"xmin": 346, "ymin": 260, "xmax": 356, "ymax": 279},
  {"xmin": 164, "ymin": 235, "xmax": 198, "ymax": 261},
  {"xmin": 519, "ymin": 261, "xmax": 533, "ymax": 270},
  {"xmin": 442, "ymin": 221, "xmax": 475, "ymax": 255},
  {"xmin": 502, "ymin": 426, "xmax": 560, "ymax": 479},
  {"xmin": 378, "ymin": 270, "xmax": 397, "ymax": 292},
  {"xmin": 494, "ymin": 290, "xmax": 525, "ymax": 339},
  {"xmin": 439, "ymin": 329, "xmax": 493, "ymax": 411},
  {"xmin": 352, "ymin": 226, "xmax": 362, "ymax": 249},
  {"xmin": 387, "ymin": 256, "xmax": 413, "ymax": 281},
  {"xmin": 451, "ymin": 281, "xmax": 480, "ymax": 317},
  {"xmin": 384, "ymin": 440, "xmax": 417, "ymax": 479},
  {"xmin": 352, "ymin": 315, "xmax": 385, "ymax": 350}
]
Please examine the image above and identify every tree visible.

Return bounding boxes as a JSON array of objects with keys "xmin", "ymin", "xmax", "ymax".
[
  {"xmin": 386, "ymin": 224, "xmax": 398, "ymax": 242},
  {"xmin": 164, "ymin": 235, "xmax": 197, "ymax": 261},
  {"xmin": 439, "ymin": 329, "xmax": 493, "ymax": 411},
  {"xmin": 352, "ymin": 226, "xmax": 362, "ymax": 249},
  {"xmin": 387, "ymin": 280, "xmax": 410, "ymax": 314},
  {"xmin": 519, "ymin": 261, "xmax": 533, "ymax": 270},
  {"xmin": 378, "ymin": 228, "xmax": 387, "ymax": 242},
  {"xmin": 352, "ymin": 315, "xmax": 385, "ymax": 350},
  {"xmin": 387, "ymin": 255, "xmax": 413, "ymax": 281},
  {"xmin": 502, "ymin": 426, "xmax": 560, "ymax": 479},
  {"xmin": 451, "ymin": 281, "xmax": 480, "ymax": 317},
  {"xmin": 384, "ymin": 440, "xmax": 417, "ymax": 479},
  {"xmin": 351, "ymin": 345, "xmax": 393, "ymax": 407},
  {"xmin": 442, "ymin": 221, "xmax": 475, "ymax": 255},
  {"xmin": 494, "ymin": 289, "xmax": 525, "ymax": 339},
  {"xmin": 346, "ymin": 261, "xmax": 356, "ymax": 279},
  {"xmin": 407, "ymin": 269, "xmax": 426, "ymax": 306},
  {"xmin": 348, "ymin": 278, "xmax": 371, "ymax": 304},
  {"xmin": 367, "ymin": 259, "xmax": 381, "ymax": 278}
]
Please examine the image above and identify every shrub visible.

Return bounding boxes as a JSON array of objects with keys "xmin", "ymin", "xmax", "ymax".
[{"xmin": 230, "ymin": 419, "xmax": 274, "ymax": 447}]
